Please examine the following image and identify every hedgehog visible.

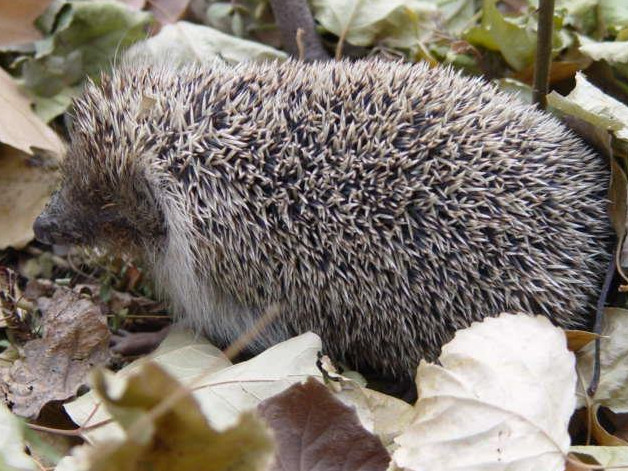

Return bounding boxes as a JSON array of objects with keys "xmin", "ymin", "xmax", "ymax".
[{"xmin": 33, "ymin": 58, "xmax": 612, "ymax": 379}]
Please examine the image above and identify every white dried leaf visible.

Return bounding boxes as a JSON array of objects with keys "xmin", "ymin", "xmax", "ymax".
[
  {"xmin": 394, "ymin": 313, "xmax": 576, "ymax": 471},
  {"xmin": 65, "ymin": 329, "xmax": 322, "ymax": 441},
  {"xmin": 0, "ymin": 403, "xmax": 37, "ymax": 471}
]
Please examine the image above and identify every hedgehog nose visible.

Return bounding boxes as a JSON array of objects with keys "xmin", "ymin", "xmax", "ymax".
[{"xmin": 33, "ymin": 214, "xmax": 58, "ymax": 245}]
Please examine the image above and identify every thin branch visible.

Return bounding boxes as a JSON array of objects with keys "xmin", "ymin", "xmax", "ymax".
[
  {"xmin": 532, "ymin": 0, "xmax": 555, "ymax": 109},
  {"xmin": 587, "ymin": 252, "xmax": 615, "ymax": 397}
]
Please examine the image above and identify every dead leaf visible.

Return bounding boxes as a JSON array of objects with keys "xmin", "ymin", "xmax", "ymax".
[
  {"xmin": 590, "ymin": 405, "xmax": 628, "ymax": 446},
  {"xmin": 0, "ymin": 266, "xmax": 33, "ymax": 339},
  {"xmin": 569, "ymin": 446, "xmax": 628, "ymax": 469},
  {"xmin": 258, "ymin": 377, "xmax": 390, "ymax": 471},
  {"xmin": 0, "ymin": 68, "xmax": 64, "ymax": 157},
  {"xmin": 336, "ymin": 386, "xmax": 415, "ymax": 450},
  {"xmin": 0, "ymin": 402, "xmax": 37, "ymax": 470},
  {"xmin": 0, "ymin": 146, "xmax": 58, "ymax": 249},
  {"xmin": 61, "ymin": 363, "xmax": 274, "ymax": 471},
  {"xmin": 606, "ymin": 409, "xmax": 628, "ymax": 442},
  {"xmin": 394, "ymin": 313, "xmax": 576, "ymax": 471},
  {"xmin": 513, "ymin": 58, "xmax": 592, "ymax": 84},
  {"xmin": 577, "ymin": 308, "xmax": 628, "ymax": 412},
  {"xmin": 566, "ymin": 330, "xmax": 599, "ymax": 352},
  {"xmin": 0, "ymin": 0, "xmax": 53, "ymax": 47},
  {"xmin": 65, "ymin": 331, "xmax": 323, "ymax": 443},
  {"xmin": 565, "ymin": 451, "xmax": 602, "ymax": 471},
  {"xmin": 1, "ymin": 288, "xmax": 110, "ymax": 418}
]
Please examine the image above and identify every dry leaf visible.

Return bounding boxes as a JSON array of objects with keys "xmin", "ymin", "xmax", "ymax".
[
  {"xmin": 0, "ymin": 402, "xmax": 37, "ymax": 470},
  {"xmin": 394, "ymin": 313, "xmax": 576, "ymax": 471},
  {"xmin": 0, "ymin": 68, "xmax": 64, "ymax": 157},
  {"xmin": 58, "ymin": 363, "xmax": 274, "ymax": 471},
  {"xmin": 577, "ymin": 307, "xmax": 628, "ymax": 412},
  {"xmin": 1, "ymin": 288, "xmax": 110, "ymax": 418},
  {"xmin": 570, "ymin": 446, "xmax": 628, "ymax": 468},
  {"xmin": 565, "ymin": 329, "xmax": 599, "ymax": 352},
  {"xmin": 116, "ymin": 0, "xmax": 146, "ymax": 9},
  {"xmin": 336, "ymin": 386, "xmax": 415, "ymax": 450},
  {"xmin": 589, "ymin": 405, "xmax": 628, "ymax": 446},
  {"xmin": 258, "ymin": 377, "xmax": 390, "ymax": 471},
  {"xmin": 0, "ymin": 146, "xmax": 58, "ymax": 249},
  {"xmin": 65, "ymin": 331, "xmax": 322, "ymax": 442},
  {"xmin": 0, "ymin": 0, "xmax": 53, "ymax": 47}
]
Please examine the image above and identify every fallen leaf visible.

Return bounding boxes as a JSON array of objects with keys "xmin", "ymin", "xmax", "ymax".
[
  {"xmin": 549, "ymin": 72, "xmax": 628, "ymax": 140},
  {"xmin": 0, "ymin": 0, "xmax": 53, "ymax": 47},
  {"xmin": 565, "ymin": 329, "xmax": 599, "ymax": 352},
  {"xmin": 194, "ymin": 333, "xmax": 323, "ymax": 430},
  {"xmin": 464, "ymin": 0, "xmax": 538, "ymax": 71},
  {"xmin": 19, "ymin": 0, "xmax": 153, "ymax": 120},
  {"xmin": 336, "ymin": 385, "xmax": 415, "ymax": 450},
  {"xmin": 58, "ymin": 362, "xmax": 274, "ymax": 471},
  {"xmin": 577, "ymin": 308, "xmax": 628, "ymax": 412},
  {"xmin": 580, "ymin": 39, "xmax": 628, "ymax": 64},
  {"xmin": 1, "ymin": 288, "xmax": 110, "ymax": 418},
  {"xmin": 513, "ymin": 58, "xmax": 592, "ymax": 84},
  {"xmin": 124, "ymin": 20, "xmax": 287, "ymax": 65},
  {"xmin": 589, "ymin": 404, "xmax": 628, "ymax": 445},
  {"xmin": 0, "ymin": 266, "xmax": 32, "ymax": 339},
  {"xmin": 430, "ymin": 0, "xmax": 475, "ymax": 34},
  {"xmin": 65, "ymin": 330, "xmax": 322, "ymax": 442},
  {"xmin": 258, "ymin": 377, "xmax": 390, "ymax": 471},
  {"xmin": 394, "ymin": 313, "xmax": 576, "ymax": 471},
  {"xmin": 0, "ymin": 68, "xmax": 64, "ymax": 156},
  {"xmin": 0, "ymin": 403, "xmax": 37, "ymax": 471},
  {"xmin": 117, "ymin": 0, "xmax": 146, "ymax": 9},
  {"xmin": 599, "ymin": 0, "xmax": 628, "ymax": 33},
  {"xmin": 311, "ymin": 0, "xmax": 407, "ymax": 47},
  {"xmin": 0, "ymin": 146, "xmax": 58, "ymax": 249},
  {"xmin": 570, "ymin": 445, "xmax": 628, "ymax": 467}
]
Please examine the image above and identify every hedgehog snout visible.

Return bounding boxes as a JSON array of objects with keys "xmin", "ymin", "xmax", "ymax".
[
  {"xmin": 33, "ymin": 192, "xmax": 84, "ymax": 246},
  {"xmin": 33, "ymin": 213, "xmax": 60, "ymax": 245}
]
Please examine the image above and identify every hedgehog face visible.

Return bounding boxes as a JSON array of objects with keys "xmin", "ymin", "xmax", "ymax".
[{"xmin": 33, "ymin": 137, "xmax": 166, "ymax": 253}]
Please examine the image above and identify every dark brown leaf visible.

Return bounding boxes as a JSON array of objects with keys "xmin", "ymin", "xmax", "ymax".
[{"xmin": 258, "ymin": 377, "xmax": 390, "ymax": 471}]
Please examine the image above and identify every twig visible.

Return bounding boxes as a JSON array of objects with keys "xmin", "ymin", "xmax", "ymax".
[
  {"xmin": 587, "ymin": 251, "xmax": 616, "ymax": 396},
  {"xmin": 532, "ymin": 0, "xmax": 555, "ymax": 109}
]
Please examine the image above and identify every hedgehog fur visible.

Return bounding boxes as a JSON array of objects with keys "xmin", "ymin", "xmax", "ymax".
[{"xmin": 34, "ymin": 58, "xmax": 612, "ymax": 378}]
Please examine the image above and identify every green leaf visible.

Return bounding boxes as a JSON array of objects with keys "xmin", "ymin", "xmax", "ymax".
[
  {"xmin": 423, "ymin": 0, "xmax": 476, "ymax": 34},
  {"xmin": 464, "ymin": 0, "xmax": 568, "ymax": 71},
  {"xmin": 28, "ymin": 85, "xmax": 79, "ymax": 123},
  {"xmin": 556, "ymin": 0, "xmax": 599, "ymax": 35},
  {"xmin": 20, "ymin": 0, "xmax": 153, "ymax": 115},
  {"xmin": 124, "ymin": 21, "xmax": 287, "ymax": 65},
  {"xmin": 311, "ymin": 0, "xmax": 407, "ymax": 46},
  {"xmin": 464, "ymin": 0, "xmax": 538, "ymax": 71}
]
